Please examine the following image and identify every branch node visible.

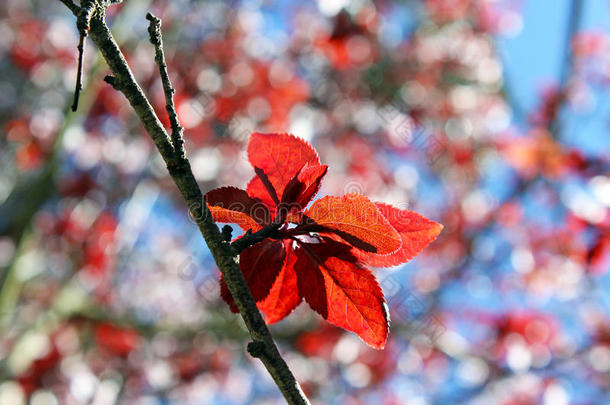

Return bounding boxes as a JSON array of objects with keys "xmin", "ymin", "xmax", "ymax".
[
  {"xmin": 76, "ymin": 0, "xmax": 96, "ymax": 34},
  {"xmin": 70, "ymin": 0, "xmax": 96, "ymax": 112},
  {"xmin": 221, "ymin": 225, "xmax": 233, "ymax": 243},
  {"xmin": 247, "ymin": 340, "xmax": 267, "ymax": 358},
  {"xmin": 103, "ymin": 75, "xmax": 120, "ymax": 90}
]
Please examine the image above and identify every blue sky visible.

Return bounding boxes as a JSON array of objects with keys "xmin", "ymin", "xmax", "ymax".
[{"xmin": 500, "ymin": 0, "xmax": 610, "ymax": 155}]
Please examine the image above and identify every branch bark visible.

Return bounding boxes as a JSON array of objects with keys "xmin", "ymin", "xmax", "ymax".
[
  {"xmin": 145, "ymin": 12, "xmax": 185, "ymax": 157},
  {"xmin": 60, "ymin": 2, "xmax": 309, "ymax": 404},
  {"xmin": 70, "ymin": 0, "xmax": 95, "ymax": 111}
]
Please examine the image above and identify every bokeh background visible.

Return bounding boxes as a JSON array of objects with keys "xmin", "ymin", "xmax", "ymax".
[{"xmin": 1, "ymin": 0, "xmax": 610, "ymax": 404}]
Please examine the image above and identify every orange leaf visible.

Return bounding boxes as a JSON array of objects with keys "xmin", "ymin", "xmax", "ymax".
[
  {"xmin": 302, "ymin": 194, "xmax": 402, "ymax": 255},
  {"xmin": 205, "ymin": 187, "xmax": 270, "ymax": 231},
  {"xmin": 354, "ymin": 203, "xmax": 443, "ymax": 267}
]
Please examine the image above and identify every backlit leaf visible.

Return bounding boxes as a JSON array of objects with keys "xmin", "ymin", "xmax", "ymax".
[
  {"xmin": 295, "ymin": 238, "xmax": 389, "ymax": 349},
  {"xmin": 302, "ymin": 194, "xmax": 402, "ymax": 255},
  {"xmin": 354, "ymin": 203, "xmax": 443, "ymax": 267},
  {"xmin": 205, "ymin": 186, "xmax": 270, "ymax": 231},
  {"xmin": 247, "ymin": 133, "xmax": 320, "ymax": 210}
]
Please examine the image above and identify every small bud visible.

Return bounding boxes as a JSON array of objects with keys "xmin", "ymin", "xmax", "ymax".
[{"xmin": 221, "ymin": 225, "xmax": 233, "ymax": 242}]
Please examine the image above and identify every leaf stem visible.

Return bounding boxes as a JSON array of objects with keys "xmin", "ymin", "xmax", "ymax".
[
  {"xmin": 71, "ymin": 0, "xmax": 95, "ymax": 111},
  {"xmin": 231, "ymin": 223, "xmax": 282, "ymax": 254}
]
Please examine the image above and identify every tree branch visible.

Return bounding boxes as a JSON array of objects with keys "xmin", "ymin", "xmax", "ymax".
[
  {"xmin": 59, "ymin": 1, "xmax": 309, "ymax": 404},
  {"xmin": 146, "ymin": 13, "xmax": 185, "ymax": 157}
]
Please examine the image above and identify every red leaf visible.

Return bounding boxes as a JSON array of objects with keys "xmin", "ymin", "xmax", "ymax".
[
  {"xmin": 94, "ymin": 323, "xmax": 140, "ymax": 356},
  {"xmin": 301, "ymin": 194, "xmax": 402, "ymax": 255},
  {"xmin": 354, "ymin": 203, "xmax": 443, "ymax": 267},
  {"xmin": 588, "ymin": 235, "xmax": 610, "ymax": 275},
  {"xmin": 281, "ymin": 164, "xmax": 328, "ymax": 209},
  {"xmin": 220, "ymin": 239, "xmax": 300, "ymax": 323},
  {"xmin": 205, "ymin": 186, "xmax": 270, "ymax": 231},
  {"xmin": 220, "ymin": 239, "xmax": 285, "ymax": 312},
  {"xmin": 247, "ymin": 133, "xmax": 320, "ymax": 211},
  {"xmin": 258, "ymin": 240, "xmax": 302, "ymax": 323},
  {"xmin": 277, "ymin": 164, "xmax": 328, "ymax": 223},
  {"xmin": 254, "ymin": 166, "xmax": 280, "ymax": 206},
  {"xmin": 247, "ymin": 176, "xmax": 278, "ymax": 216},
  {"xmin": 215, "ymin": 132, "xmax": 443, "ymax": 349},
  {"xmin": 295, "ymin": 238, "xmax": 389, "ymax": 349}
]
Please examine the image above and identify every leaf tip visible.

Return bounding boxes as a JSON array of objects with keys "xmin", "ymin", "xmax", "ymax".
[{"xmin": 431, "ymin": 221, "xmax": 444, "ymax": 240}]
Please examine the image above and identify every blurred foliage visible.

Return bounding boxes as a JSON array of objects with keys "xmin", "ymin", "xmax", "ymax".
[{"xmin": 0, "ymin": 0, "xmax": 609, "ymax": 404}]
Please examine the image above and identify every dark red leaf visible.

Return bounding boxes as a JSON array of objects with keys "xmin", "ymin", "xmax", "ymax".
[
  {"xmin": 220, "ymin": 239, "xmax": 285, "ymax": 312},
  {"xmin": 588, "ymin": 234, "xmax": 610, "ymax": 275},
  {"xmin": 295, "ymin": 238, "xmax": 389, "ymax": 349},
  {"xmin": 94, "ymin": 323, "xmax": 140, "ymax": 356},
  {"xmin": 258, "ymin": 240, "xmax": 302, "ymax": 323}
]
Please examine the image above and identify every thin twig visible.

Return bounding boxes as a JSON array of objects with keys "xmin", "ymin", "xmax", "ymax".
[
  {"xmin": 71, "ymin": 34, "xmax": 86, "ymax": 111},
  {"xmin": 58, "ymin": 1, "xmax": 309, "ymax": 404},
  {"xmin": 146, "ymin": 13, "xmax": 185, "ymax": 157},
  {"xmin": 231, "ymin": 223, "xmax": 282, "ymax": 254},
  {"xmin": 70, "ymin": 0, "xmax": 95, "ymax": 111}
]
